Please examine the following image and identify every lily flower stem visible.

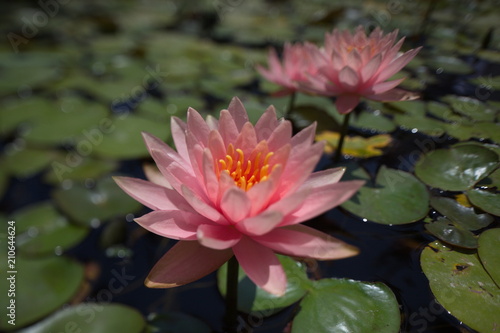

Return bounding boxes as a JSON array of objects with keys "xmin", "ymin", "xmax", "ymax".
[
  {"xmin": 333, "ymin": 112, "xmax": 351, "ymax": 164},
  {"xmin": 284, "ymin": 91, "xmax": 296, "ymax": 119},
  {"xmin": 224, "ymin": 256, "xmax": 239, "ymax": 333}
]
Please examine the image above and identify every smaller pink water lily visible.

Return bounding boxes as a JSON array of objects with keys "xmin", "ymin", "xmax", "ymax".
[
  {"xmin": 304, "ymin": 26, "xmax": 422, "ymax": 114},
  {"xmin": 114, "ymin": 97, "xmax": 364, "ymax": 296},
  {"xmin": 256, "ymin": 42, "xmax": 320, "ymax": 96}
]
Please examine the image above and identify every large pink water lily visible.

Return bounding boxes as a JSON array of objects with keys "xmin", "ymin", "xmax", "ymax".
[
  {"xmin": 114, "ymin": 97, "xmax": 364, "ymax": 296},
  {"xmin": 304, "ymin": 26, "xmax": 422, "ymax": 114}
]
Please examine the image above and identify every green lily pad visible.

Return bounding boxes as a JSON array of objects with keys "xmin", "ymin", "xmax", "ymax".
[
  {"xmin": 393, "ymin": 113, "xmax": 446, "ymax": 136},
  {"xmin": 22, "ymin": 96, "xmax": 110, "ymax": 145},
  {"xmin": 342, "ymin": 165, "xmax": 429, "ymax": 225},
  {"xmin": 292, "ymin": 279, "xmax": 400, "ymax": 333},
  {"xmin": 53, "ymin": 177, "xmax": 143, "ymax": 227},
  {"xmin": 415, "ymin": 145, "xmax": 499, "ymax": 191},
  {"xmin": 478, "ymin": 228, "xmax": 500, "ymax": 286},
  {"xmin": 0, "ymin": 98, "xmax": 55, "ymax": 136},
  {"xmin": 427, "ymin": 56, "xmax": 474, "ymax": 75},
  {"xmin": 424, "ymin": 217, "xmax": 478, "ymax": 249},
  {"xmin": 146, "ymin": 312, "xmax": 211, "ymax": 333},
  {"xmin": 18, "ymin": 303, "xmax": 145, "ymax": 333},
  {"xmin": 445, "ymin": 122, "xmax": 500, "ymax": 142},
  {"xmin": 218, "ymin": 255, "xmax": 308, "ymax": 315},
  {"xmin": 421, "ymin": 241, "xmax": 500, "ymax": 333},
  {"xmin": 441, "ymin": 95, "xmax": 497, "ymax": 122},
  {"xmin": 3, "ymin": 147, "xmax": 59, "ymax": 178},
  {"xmin": 426, "ymin": 101, "xmax": 461, "ymax": 123},
  {"xmin": 386, "ymin": 100, "xmax": 426, "ymax": 116},
  {"xmin": 467, "ymin": 188, "xmax": 500, "ymax": 216},
  {"xmin": 0, "ymin": 254, "xmax": 84, "ymax": 331},
  {"xmin": 430, "ymin": 196, "xmax": 493, "ymax": 230},
  {"xmin": 11, "ymin": 202, "xmax": 88, "ymax": 256},
  {"xmin": 350, "ymin": 111, "xmax": 396, "ymax": 133},
  {"xmin": 44, "ymin": 157, "xmax": 118, "ymax": 184},
  {"xmin": 92, "ymin": 114, "xmax": 170, "ymax": 159}
]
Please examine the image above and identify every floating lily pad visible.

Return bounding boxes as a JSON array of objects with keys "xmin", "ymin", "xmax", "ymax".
[
  {"xmin": 92, "ymin": 114, "xmax": 170, "ymax": 159},
  {"xmin": 316, "ymin": 132, "xmax": 392, "ymax": 158},
  {"xmin": 342, "ymin": 165, "xmax": 429, "ymax": 225},
  {"xmin": 478, "ymin": 228, "xmax": 500, "ymax": 286},
  {"xmin": 3, "ymin": 147, "xmax": 59, "ymax": 178},
  {"xmin": 53, "ymin": 177, "xmax": 143, "ymax": 227},
  {"xmin": 0, "ymin": 98, "xmax": 56, "ymax": 136},
  {"xmin": 44, "ymin": 157, "xmax": 118, "ymax": 184},
  {"xmin": 430, "ymin": 196, "xmax": 493, "ymax": 230},
  {"xmin": 393, "ymin": 113, "xmax": 446, "ymax": 136},
  {"xmin": 292, "ymin": 279, "xmax": 400, "ymax": 333},
  {"xmin": 386, "ymin": 100, "xmax": 426, "ymax": 116},
  {"xmin": 442, "ymin": 95, "xmax": 497, "ymax": 122},
  {"xmin": 426, "ymin": 56, "xmax": 474, "ymax": 75},
  {"xmin": 218, "ymin": 255, "xmax": 308, "ymax": 315},
  {"xmin": 421, "ymin": 241, "xmax": 500, "ymax": 333},
  {"xmin": 425, "ymin": 217, "xmax": 478, "ymax": 249},
  {"xmin": 350, "ymin": 111, "xmax": 396, "ymax": 133},
  {"xmin": 11, "ymin": 202, "xmax": 88, "ymax": 256},
  {"xmin": 147, "ymin": 312, "xmax": 211, "ymax": 333},
  {"xmin": 467, "ymin": 188, "xmax": 500, "ymax": 217},
  {"xmin": 426, "ymin": 101, "xmax": 461, "ymax": 122},
  {"xmin": 0, "ymin": 254, "xmax": 84, "ymax": 331},
  {"xmin": 445, "ymin": 122, "xmax": 500, "ymax": 142},
  {"xmin": 22, "ymin": 96, "xmax": 110, "ymax": 145},
  {"xmin": 415, "ymin": 145, "xmax": 499, "ymax": 191},
  {"xmin": 18, "ymin": 303, "xmax": 145, "ymax": 333}
]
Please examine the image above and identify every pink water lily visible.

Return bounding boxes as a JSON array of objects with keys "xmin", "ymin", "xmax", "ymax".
[
  {"xmin": 114, "ymin": 97, "xmax": 364, "ymax": 296},
  {"xmin": 256, "ymin": 42, "xmax": 320, "ymax": 96},
  {"xmin": 304, "ymin": 26, "xmax": 422, "ymax": 114}
]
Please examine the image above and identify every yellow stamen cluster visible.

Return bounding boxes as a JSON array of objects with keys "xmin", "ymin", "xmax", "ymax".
[{"xmin": 218, "ymin": 144, "xmax": 274, "ymax": 191}]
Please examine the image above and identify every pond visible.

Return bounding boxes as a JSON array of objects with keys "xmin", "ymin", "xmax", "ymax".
[{"xmin": 0, "ymin": 0, "xmax": 499, "ymax": 332}]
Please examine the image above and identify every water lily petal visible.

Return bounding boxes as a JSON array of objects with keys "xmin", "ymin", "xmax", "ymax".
[
  {"xmin": 233, "ymin": 237, "xmax": 287, "ymax": 296},
  {"xmin": 113, "ymin": 176, "xmax": 184, "ymax": 211},
  {"xmin": 171, "ymin": 116, "xmax": 189, "ymax": 162},
  {"xmin": 146, "ymin": 241, "xmax": 233, "ymax": 288},
  {"xmin": 236, "ymin": 210, "xmax": 284, "ymax": 236},
  {"xmin": 335, "ymin": 94, "xmax": 360, "ymax": 114},
  {"xmin": 143, "ymin": 164, "xmax": 172, "ymax": 189},
  {"xmin": 220, "ymin": 187, "xmax": 251, "ymax": 222},
  {"xmin": 181, "ymin": 185, "xmax": 227, "ymax": 224},
  {"xmin": 228, "ymin": 97, "xmax": 249, "ymax": 131},
  {"xmin": 197, "ymin": 224, "xmax": 241, "ymax": 250},
  {"xmin": 135, "ymin": 210, "xmax": 200, "ymax": 240},
  {"xmin": 255, "ymin": 224, "xmax": 359, "ymax": 260},
  {"xmin": 187, "ymin": 107, "xmax": 210, "ymax": 147},
  {"xmin": 255, "ymin": 105, "xmax": 279, "ymax": 141}
]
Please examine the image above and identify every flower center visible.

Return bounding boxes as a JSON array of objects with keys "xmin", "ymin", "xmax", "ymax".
[{"xmin": 218, "ymin": 143, "xmax": 274, "ymax": 191}]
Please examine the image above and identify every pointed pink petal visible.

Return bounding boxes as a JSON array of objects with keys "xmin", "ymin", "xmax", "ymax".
[
  {"xmin": 335, "ymin": 94, "xmax": 360, "ymax": 114},
  {"xmin": 233, "ymin": 237, "xmax": 286, "ymax": 296},
  {"xmin": 255, "ymin": 105, "xmax": 279, "ymax": 142},
  {"xmin": 171, "ymin": 116, "xmax": 189, "ymax": 162},
  {"xmin": 206, "ymin": 115, "xmax": 218, "ymax": 131},
  {"xmin": 234, "ymin": 122, "xmax": 258, "ymax": 155},
  {"xmin": 181, "ymin": 185, "xmax": 226, "ymax": 224},
  {"xmin": 150, "ymin": 149, "xmax": 204, "ymax": 197},
  {"xmin": 290, "ymin": 122, "xmax": 316, "ymax": 150},
  {"xmin": 360, "ymin": 54, "xmax": 382, "ymax": 82},
  {"xmin": 266, "ymin": 120, "xmax": 292, "ymax": 152},
  {"xmin": 202, "ymin": 149, "xmax": 219, "ymax": 204},
  {"xmin": 134, "ymin": 210, "xmax": 200, "ymax": 240},
  {"xmin": 197, "ymin": 224, "xmax": 242, "ymax": 250},
  {"xmin": 282, "ymin": 180, "xmax": 365, "ymax": 225},
  {"xmin": 338, "ymin": 66, "xmax": 360, "ymax": 90},
  {"xmin": 254, "ymin": 224, "xmax": 359, "ymax": 260},
  {"xmin": 246, "ymin": 165, "xmax": 283, "ymax": 216},
  {"xmin": 299, "ymin": 167, "xmax": 346, "ymax": 190},
  {"xmin": 236, "ymin": 210, "xmax": 284, "ymax": 236},
  {"xmin": 265, "ymin": 188, "xmax": 311, "ymax": 216},
  {"xmin": 346, "ymin": 49, "xmax": 362, "ymax": 70},
  {"xmin": 143, "ymin": 164, "xmax": 172, "ymax": 188},
  {"xmin": 365, "ymin": 78, "xmax": 405, "ymax": 95},
  {"xmin": 277, "ymin": 141, "xmax": 325, "ymax": 197},
  {"xmin": 366, "ymin": 88, "xmax": 420, "ymax": 102},
  {"xmin": 113, "ymin": 176, "xmax": 184, "ymax": 211},
  {"xmin": 228, "ymin": 97, "xmax": 249, "ymax": 131},
  {"xmin": 187, "ymin": 108, "xmax": 210, "ymax": 147},
  {"xmin": 146, "ymin": 241, "xmax": 233, "ymax": 288},
  {"xmin": 142, "ymin": 132, "xmax": 189, "ymax": 169},
  {"xmin": 208, "ymin": 130, "xmax": 226, "ymax": 162},
  {"xmin": 220, "ymin": 187, "xmax": 251, "ymax": 223},
  {"xmin": 376, "ymin": 47, "xmax": 421, "ymax": 82},
  {"xmin": 218, "ymin": 109, "xmax": 239, "ymax": 147}
]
